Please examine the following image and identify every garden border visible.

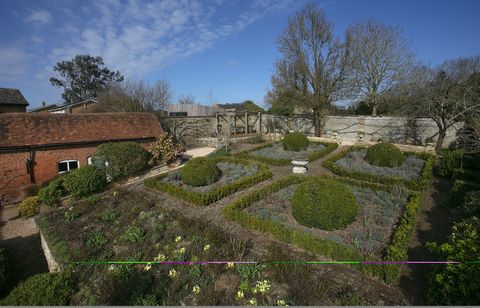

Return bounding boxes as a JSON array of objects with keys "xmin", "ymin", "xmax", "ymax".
[
  {"xmin": 144, "ymin": 157, "xmax": 272, "ymax": 206},
  {"xmin": 235, "ymin": 141, "xmax": 338, "ymax": 166},
  {"xmin": 322, "ymin": 146, "xmax": 435, "ymax": 191},
  {"xmin": 224, "ymin": 174, "xmax": 424, "ymax": 283}
]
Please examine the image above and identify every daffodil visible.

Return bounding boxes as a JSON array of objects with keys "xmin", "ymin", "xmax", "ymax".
[
  {"xmin": 236, "ymin": 290, "xmax": 245, "ymax": 300},
  {"xmin": 144, "ymin": 263, "xmax": 152, "ymax": 271},
  {"xmin": 108, "ymin": 264, "xmax": 115, "ymax": 271},
  {"xmin": 154, "ymin": 253, "xmax": 166, "ymax": 262},
  {"xmin": 192, "ymin": 285, "xmax": 201, "ymax": 295},
  {"xmin": 276, "ymin": 299, "xmax": 288, "ymax": 306},
  {"xmin": 203, "ymin": 244, "xmax": 210, "ymax": 251},
  {"xmin": 113, "ymin": 191, "xmax": 118, "ymax": 197},
  {"xmin": 168, "ymin": 268, "xmax": 177, "ymax": 278},
  {"xmin": 226, "ymin": 262, "xmax": 234, "ymax": 268},
  {"xmin": 175, "ymin": 236, "xmax": 182, "ymax": 243},
  {"xmin": 247, "ymin": 298, "xmax": 257, "ymax": 306},
  {"xmin": 252, "ymin": 280, "xmax": 270, "ymax": 294}
]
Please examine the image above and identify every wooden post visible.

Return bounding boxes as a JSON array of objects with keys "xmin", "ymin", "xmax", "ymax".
[
  {"xmin": 257, "ymin": 112, "xmax": 262, "ymax": 134},
  {"xmin": 245, "ymin": 111, "xmax": 248, "ymax": 134},
  {"xmin": 233, "ymin": 113, "xmax": 236, "ymax": 135}
]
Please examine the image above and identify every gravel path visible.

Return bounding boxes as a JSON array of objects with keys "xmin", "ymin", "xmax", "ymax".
[{"xmin": 0, "ymin": 204, "xmax": 49, "ymax": 295}]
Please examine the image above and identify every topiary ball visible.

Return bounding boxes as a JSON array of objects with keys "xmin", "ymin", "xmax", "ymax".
[
  {"xmin": 180, "ymin": 157, "xmax": 221, "ymax": 187},
  {"xmin": 366, "ymin": 142, "xmax": 404, "ymax": 168},
  {"xmin": 19, "ymin": 196, "xmax": 39, "ymax": 219},
  {"xmin": 282, "ymin": 132, "xmax": 309, "ymax": 152},
  {"xmin": 291, "ymin": 178, "xmax": 359, "ymax": 230}
]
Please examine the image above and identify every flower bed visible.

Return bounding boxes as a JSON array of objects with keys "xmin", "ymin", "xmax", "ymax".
[
  {"xmin": 224, "ymin": 175, "xmax": 423, "ymax": 283},
  {"xmin": 34, "ymin": 188, "xmax": 372, "ymax": 305},
  {"xmin": 144, "ymin": 157, "xmax": 272, "ymax": 206},
  {"xmin": 322, "ymin": 146, "xmax": 435, "ymax": 190},
  {"xmin": 236, "ymin": 141, "xmax": 338, "ymax": 166}
]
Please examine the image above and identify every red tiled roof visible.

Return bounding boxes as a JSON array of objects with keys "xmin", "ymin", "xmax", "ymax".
[{"xmin": 0, "ymin": 113, "xmax": 163, "ymax": 148}]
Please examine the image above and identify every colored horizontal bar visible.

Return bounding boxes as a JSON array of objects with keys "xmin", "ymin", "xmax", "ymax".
[{"xmin": 69, "ymin": 260, "xmax": 476, "ymax": 265}]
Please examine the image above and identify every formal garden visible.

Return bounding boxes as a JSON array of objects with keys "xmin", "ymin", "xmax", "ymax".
[{"xmin": 1, "ymin": 132, "xmax": 480, "ymax": 305}]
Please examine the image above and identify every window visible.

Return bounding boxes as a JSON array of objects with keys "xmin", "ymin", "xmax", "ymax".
[{"xmin": 57, "ymin": 160, "xmax": 79, "ymax": 174}]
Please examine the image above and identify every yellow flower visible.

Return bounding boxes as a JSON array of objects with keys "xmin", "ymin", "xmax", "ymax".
[
  {"xmin": 113, "ymin": 191, "xmax": 118, "ymax": 197},
  {"xmin": 252, "ymin": 280, "xmax": 270, "ymax": 294},
  {"xmin": 247, "ymin": 298, "xmax": 257, "ymax": 306},
  {"xmin": 192, "ymin": 285, "xmax": 201, "ymax": 295},
  {"xmin": 203, "ymin": 244, "xmax": 210, "ymax": 251},
  {"xmin": 154, "ymin": 243, "xmax": 161, "ymax": 249},
  {"xmin": 226, "ymin": 262, "xmax": 234, "ymax": 269},
  {"xmin": 154, "ymin": 253, "xmax": 166, "ymax": 262},
  {"xmin": 276, "ymin": 299, "xmax": 288, "ymax": 306},
  {"xmin": 144, "ymin": 263, "xmax": 152, "ymax": 271},
  {"xmin": 175, "ymin": 236, "xmax": 182, "ymax": 243},
  {"xmin": 168, "ymin": 268, "xmax": 177, "ymax": 278},
  {"xmin": 108, "ymin": 265, "xmax": 116, "ymax": 271},
  {"xmin": 236, "ymin": 290, "xmax": 244, "ymax": 299},
  {"xmin": 178, "ymin": 247, "xmax": 186, "ymax": 254}
]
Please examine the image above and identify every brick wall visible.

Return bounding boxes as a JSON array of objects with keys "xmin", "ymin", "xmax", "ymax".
[{"xmin": 0, "ymin": 141, "xmax": 154, "ymax": 205}]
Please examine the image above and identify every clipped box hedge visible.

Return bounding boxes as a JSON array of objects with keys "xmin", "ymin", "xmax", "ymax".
[
  {"xmin": 144, "ymin": 157, "xmax": 272, "ymax": 206},
  {"xmin": 236, "ymin": 141, "xmax": 338, "ymax": 166},
  {"xmin": 223, "ymin": 174, "xmax": 424, "ymax": 284},
  {"xmin": 322, "ymin": 146, "xmax": 435, "ymax": 191}
]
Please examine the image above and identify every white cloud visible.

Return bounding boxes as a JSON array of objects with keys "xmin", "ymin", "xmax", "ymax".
[
  {"xmin": 45, "ymin": 0, "xmax": 296, "ymax": 78},
  {"xmin": 25, "ymin": 9, "xmax": 51, "ymax": 24}
]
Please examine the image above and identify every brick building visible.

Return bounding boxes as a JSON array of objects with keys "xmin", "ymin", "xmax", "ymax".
[
  {"xmin": 0, "ymin": 113, "xmax": 163, "ymax": 204},
  {"xmin": 0, "ymin": 88, "xmax": 29, "ymax": 113},
  {"xmin": 49, "ymin": 99, "xmax": 98, "ymax": 114}
]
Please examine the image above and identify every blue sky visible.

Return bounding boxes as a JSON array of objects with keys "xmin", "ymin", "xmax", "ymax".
[{"xmin": 1, "ymin": 0, "xmax": 479, "ymax": 109}]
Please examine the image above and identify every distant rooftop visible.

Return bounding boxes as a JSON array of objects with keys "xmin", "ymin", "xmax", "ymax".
[{"xmin": 0, "ymin": 88, "xmax": 29, "ymax": 106}]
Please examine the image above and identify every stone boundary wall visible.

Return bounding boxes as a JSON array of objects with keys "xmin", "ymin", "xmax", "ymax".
[
  {"xmin": 160, "ymin": 114, "xmax": 462, "ymax": 148},
  {"xmin": 40, "ymin": 231, "xmax": 61, "ymax": 272}
]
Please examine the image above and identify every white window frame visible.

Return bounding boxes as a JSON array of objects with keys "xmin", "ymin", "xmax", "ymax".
[
  {"xmin": 87, "ymin": 156, "xmax": 93, "ymax": 165},
  {"xmin": 57, "ymin": 160, "xmax": 80, "ymax": 174}
]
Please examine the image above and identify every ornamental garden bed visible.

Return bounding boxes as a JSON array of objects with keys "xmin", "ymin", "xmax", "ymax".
[
  {"xmin": 224, "ymin": 175, "xmax": 424, "ymax": 284},
  {"xmin": 144, "ymin": 157, "xmax": 272, "ymax": 206},
  {"xmin": 236, "ymin": 141, "xmax": 338, "ymax": 166},
  {"xmin": 322, "ymin": 145, "xmax": 435, "ymax": 190},
  {"xmin": 34, "ymin": 189, "xmax": 372, "ymax": 306}
]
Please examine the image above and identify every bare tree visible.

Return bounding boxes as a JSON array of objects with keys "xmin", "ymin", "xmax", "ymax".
[
  {"xmin": 348, "ymin": 19, "xmax": 414, "ymax": 116},
  {"xmin": 270, "ymin": 3, "xmax": 353, "ymax": 136},
  {"xmin": 422, "ymin": 55, "xmax": 480, "ymax": 152},
  {"xmin": 96, "ymin": 79, "xmax": 173, "ymax": 112},
  {"xmin": 177, "ymin": 94, "xmax": 196, "ymax": 105}
]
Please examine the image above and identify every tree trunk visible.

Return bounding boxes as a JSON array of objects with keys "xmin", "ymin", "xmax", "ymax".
[
  {"xmin": 435, "ymin": 129, "xmax": 446, "ymax": 153},
  {"xmin": 313, "ymin": 110, "xmax": 323, "ymax": 137},
  {"xmin": 371, "ymin": 104, "xmax": 378, "ymax": 117}
]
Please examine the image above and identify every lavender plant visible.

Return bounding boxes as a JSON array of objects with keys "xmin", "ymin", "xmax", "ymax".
[{"xmin": 336, "ymin": 149, "xmax": 425, "ymax": 180}]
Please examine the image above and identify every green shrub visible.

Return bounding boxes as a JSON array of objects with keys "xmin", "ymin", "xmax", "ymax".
[
  {"xmin": 19, "ymin": 196, "xmax": 39, "ymax": 219},
  {"xmin": 282, "ymin": 132, "xmax": 309, "ymax": 151},
  {"xmin": 94, "ymin": 141, "xmax": 151, "ymax": 181},
  {"xmin": 366, "ymin": 143, "xmax": 404, "ymax": 167},
  {"xmin": 462, "ymin": 190, "xmax": 480, "ymax": 216},
  {"xmin": 144, "ymin": 157, "xmax": 272, "ymax": 206},
  {"xmin": 63, "ymin": 165, "xmax": 107, "ymax": 199},
  {"xmin": 322, "ymin": 146, "xmax": 435, "ymax": 191},
  {"xmin": 0, "ymin": 246, "xmax": 7, "ymax": 296},
  {"xmin": 291, "ymin": 178, "xmax": 358, "ymax": 230},
  {"xmin": 0, "ymin": 272, "xmax": 72, "ymax": 306},
  {"xmin": 445, "ymin": 179, "xmax": 480, "ymax": 208},
  {"xmin": 224, "ymin": 174, "xmax": 423, "ymax": 283},
  {"xmin": 38, "ymin": 176, "xmax": 66, "ymax": 206},
  {"xmin": 427, "ymin": 217, "xmax": 480, "ymax": 305},
  {"xmin": 452, "ymin": 168, "xmax": 480, "ymax": 182},
  {"xmin": 180, "ymin": 157, "xmax": 221, "ymax": 187}
]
